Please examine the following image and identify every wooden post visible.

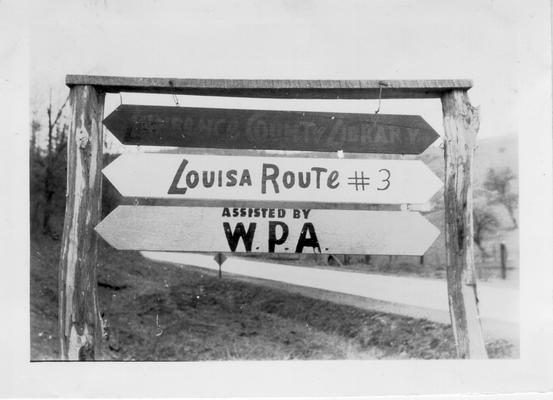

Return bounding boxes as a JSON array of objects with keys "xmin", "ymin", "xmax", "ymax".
[
  {"xmin": 216, "ymin": 253, "xmax": 223, "ymax": 279},
  {"xmin": 441, "ymin": 90, "xmax": 487, "ymax": 358},
  {"xmin": 58, "ymin": 85, "xmax": 105, "ymax": 360},
  {"xmin": 500, "ymin": 242, "xmax": 507, "ymax": 279}
]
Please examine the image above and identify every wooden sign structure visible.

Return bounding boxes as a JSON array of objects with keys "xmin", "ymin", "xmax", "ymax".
[
  {"xmin": 60, "ymin": 75, "xmax": 487, "ymax": 360},
  {"xmin": 103, "ymin": 105, "xmax": 439, "ymax": 154},
  {"xmin": 96, "ymin": 206, "xmax": 440, "ymax": 255},
  {"xmin": 102, "ymin": 153, "xmax": 442, "ymax": 205}
]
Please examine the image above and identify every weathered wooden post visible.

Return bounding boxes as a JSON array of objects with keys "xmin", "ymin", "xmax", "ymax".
[
  {"xmin": 441, "ymin": 90, "xmax": 487, "ymax": 358},
  {"xmin": 500, "ymin": 242, "xmax": 507, "ymax": 279},
  {"xmin": 58, "ymin": 85, "xmax": 105, "ymax": 360}
]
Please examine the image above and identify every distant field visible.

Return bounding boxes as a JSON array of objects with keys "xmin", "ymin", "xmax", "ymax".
[{"xmin": 31, "ymin": 234, "xmax": 515, "ymax": 360}]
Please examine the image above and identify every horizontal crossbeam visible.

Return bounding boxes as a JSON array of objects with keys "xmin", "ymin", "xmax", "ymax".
[{"xmin": 66, "ymin": 75, "xmax": 472, "ymax": 99}]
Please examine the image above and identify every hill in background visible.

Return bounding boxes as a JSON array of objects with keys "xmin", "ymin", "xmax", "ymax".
[{"xmin": 421, "ymin": 134, "xmax": 518, "ymax": 192}]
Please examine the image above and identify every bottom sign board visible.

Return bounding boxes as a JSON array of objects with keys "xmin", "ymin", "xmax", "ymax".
[{"xmin": 95, "ymin": 206, "xmax": 439, "ymax": 256}]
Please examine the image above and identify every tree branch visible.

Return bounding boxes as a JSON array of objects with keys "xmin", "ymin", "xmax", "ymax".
[{"xmin": 52, "ymin": 95, "xmax": 70, "ymax": 129}]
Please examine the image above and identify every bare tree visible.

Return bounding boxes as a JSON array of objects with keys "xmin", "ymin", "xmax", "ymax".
[
  {"xmin": 483, "ymin": 167, "xmax": 518, "ymax": 229},
  {"xmin": 473, "ymin": 206, "xmax": 499, "ymax": 257},
  {"xmin": 30, "ymin": 118, "xmax": 41, "ymax": 155},
  {"xmin": 30, "ymin": 118, "xmax": 43, "ymax": 231},
  {"xmin": 42, "ymin": 93, "xmax": 69, "ymax": 235}
]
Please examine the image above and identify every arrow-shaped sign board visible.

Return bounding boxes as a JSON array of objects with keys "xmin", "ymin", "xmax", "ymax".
[
  {"xmin": 103, "ymin": 105, "xmax": 440, "ymax": 154},
  {"xmin": 95, "ymin": 206, "xmax": 440, "ymax": 256},
  {"xmin": 103, "ymin": 153, "xmax": 442, "ymax": 205}
]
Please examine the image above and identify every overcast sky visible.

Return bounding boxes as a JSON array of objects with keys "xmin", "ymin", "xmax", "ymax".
[{"xmin": 28, "ymin": 0, "xmax": 550, "ymax": 146}]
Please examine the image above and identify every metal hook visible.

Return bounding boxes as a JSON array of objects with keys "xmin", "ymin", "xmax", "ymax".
[
  {"xmin": 169, "ymin": 80, "xmax": 180, "ymax": 106},
  {"xmin": 374, "ymin": 81, "xmax": 388, "ymax": 114}
]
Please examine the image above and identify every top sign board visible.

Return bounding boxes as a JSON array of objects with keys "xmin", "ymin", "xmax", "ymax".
[{"xmin": 103, "ymin": 105, "xmax": 439, "ymax": 154}]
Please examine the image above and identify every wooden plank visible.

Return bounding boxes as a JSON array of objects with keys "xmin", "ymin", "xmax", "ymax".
[
  {"xmin": 441, "ymin": 89, "xmax": 487, "ymax": 359},
  {"xmin": 95, "ymin": 206, "xmax": 440, "ymax": 256},
  {"xmin": 58, "ymin": 85, "xmax": 105, "ymax": 360},
  {"xmin": 103, "ymin": 153, "xmax": 443, "ymax": 205},
  {"xmin": 126, "ymin": 197, "xmax": 401, "ymax": 211},
  {"xmin": 103, "ymin": 105, "xmax": 439, "ymax": 154},
  {"xmin": 66, "ymin": 75, "xmax": 472, "ymax": 99}
]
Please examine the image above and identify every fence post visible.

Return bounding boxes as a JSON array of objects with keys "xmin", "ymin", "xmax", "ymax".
[
  {"xmin": 500, "ymin": 242, "xmax": 507, "ymax": 279},
  {"xmin": 441, "ymin": 89, "xmax": 487, "ymax": 359},
  {"xmin": 58, "ymin": 85, "xmax": 105, "ymax": 360},
  {"xmin": 216, "ymin": 252, "xmax": 223, "ymax": 279}
]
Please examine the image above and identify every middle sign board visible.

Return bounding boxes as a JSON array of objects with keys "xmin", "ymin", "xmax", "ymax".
[{"xmin": 103, "ymin": 153, "xmax": 443, "ymax": 205}]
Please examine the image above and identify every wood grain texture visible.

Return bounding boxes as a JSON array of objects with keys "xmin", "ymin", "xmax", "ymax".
[
  {"xmin": 441, "ymin": 90, "xmax": 487, "ymax": 359},
  {"xmin": 126, "ymin": 197, "xmax": 401, "ymax": 211},
  {"xmin": 58, "ymin": 85, "xmax": 105, "ymax": 360},
  {"xmin": 66, "ymin": 75, "xmax": 472, "ymax": 99},
  {"xmin": 103, "ymin": 105, "xmax": 439, "ymax": 154},
  {"xmin": 95, "ymin": 206, "xmax": 440, "ymax": 256}
]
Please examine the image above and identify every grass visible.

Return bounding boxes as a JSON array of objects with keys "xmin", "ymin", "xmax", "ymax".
[{"xmin": 31, "ymin": 234, "xmax": 515, "ymax": 361}]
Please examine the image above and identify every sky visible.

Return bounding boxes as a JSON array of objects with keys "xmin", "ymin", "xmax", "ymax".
[{"xmin": 25, "ymin": 0, "xmax": 550, "ymax": 151}]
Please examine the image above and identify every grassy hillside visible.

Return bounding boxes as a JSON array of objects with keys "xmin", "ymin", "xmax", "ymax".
[
  {"xmin": 421, "ymin": 135, "xmax": 517, "ymax": 182},
  {"xmin": 31, "ymin": 234, "xmax": 514, "ymax": 360}
]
